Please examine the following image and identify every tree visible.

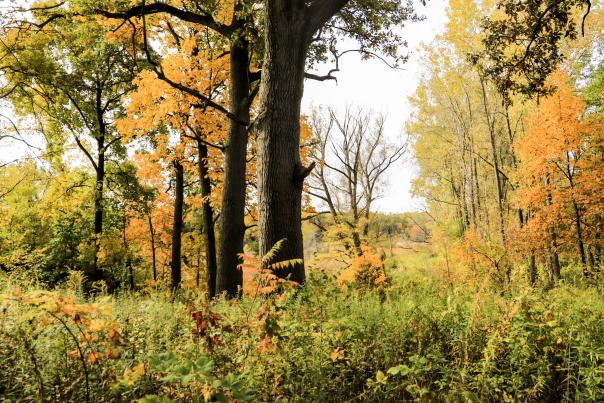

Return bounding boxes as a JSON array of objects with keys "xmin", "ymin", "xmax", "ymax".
[
  {"xmin": 76, "ymin": 0, "xmax": 421, "ymax": 292},
  {"xmin": 22, "ymin": 0, "xmax": 426, "ymax": 292},
  {"xmin": 307, "ymin": 106, "xmax": 406, "ymax": 256},
  {"xmin": 517, "ymin": 70, "xmax": 603, "ymax": 277},
  {"xmin": 0, "ymin": 12, "xmax": 137, "ymax": 282},
  {"xmin": 255, "ymin": 0, "xmax": 422, "ymax": 283},
  {"xmin": 126, "ymin": 153, "xmax": 174, "ymax": 287},
  {"xmin": 170, "ymin": 161, "xmax": 184, "ymax": 292},
  {"xmin": 407, "ymin": 1, "xmax": 536, "ymax": 285},
  {"xmin": 116, "ymin": 31, "xmax": 229, "ymax": 296},
  {"xmin": 475, "ymin": 0, "xmax": 593, "ymax": 100},
  {"xmin": 82, "ymin": 0, "xmax": 262, "ymax": 297}
]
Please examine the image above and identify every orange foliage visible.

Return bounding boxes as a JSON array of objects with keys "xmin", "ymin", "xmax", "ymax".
[
  {"xmin": 338, "ymin": 247, "xmax": 388, "ymax": 290},
  {"xmin": 516, "ymin": 70, "xmax": 604, "ymax": 260},
  {"xmin": 451, "ymin": 229, "xmax": 507, "ymax": 283},
  {"xmin": 125, "ymin": 154, "xmax": 173, "ymax": 284},
  {"xmin": 3, "ymin": 289, "xmax": 124, "ymax": 366},
  {"xmin": 116, "ymin": 24, "xmax": 233, "ymax": 288}
]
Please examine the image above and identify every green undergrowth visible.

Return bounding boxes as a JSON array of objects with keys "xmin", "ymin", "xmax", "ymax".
[{"xmin": 1, "ymin": 271, "xmax": 603, "ymax": 402}]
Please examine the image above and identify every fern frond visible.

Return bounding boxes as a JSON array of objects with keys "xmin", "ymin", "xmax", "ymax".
[
  {"xmin": 261, "ymin": 238, "xmax": 287, "ymax": 265},
  {"xmin": 269, "ymin": 258, "xmax": 303, "ymax": 271}
]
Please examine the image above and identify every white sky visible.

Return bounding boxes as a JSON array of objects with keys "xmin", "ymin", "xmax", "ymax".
[{"xmin": 302, "ymin": 0, "xmax": 449, "ymax": 213}]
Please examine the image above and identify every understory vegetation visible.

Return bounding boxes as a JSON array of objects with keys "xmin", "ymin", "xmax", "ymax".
[{"xmin": 2, "ymin": 264, "xmax": 603, "ymax": 402}]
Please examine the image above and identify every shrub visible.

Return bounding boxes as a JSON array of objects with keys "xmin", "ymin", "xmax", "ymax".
[{"xmin": 1, "ymin": 272, "xmax": 603, "ymax": 402}]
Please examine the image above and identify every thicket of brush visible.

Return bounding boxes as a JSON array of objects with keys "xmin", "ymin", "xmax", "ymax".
[{"xmin": 1, "ymin": 266, "xmax": 603, "ymax": 402}]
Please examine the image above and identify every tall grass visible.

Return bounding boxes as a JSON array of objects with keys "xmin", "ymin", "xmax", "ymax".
[{"xmin": 1, "ymin": 268, "xmax": 603, "ymax": 402}]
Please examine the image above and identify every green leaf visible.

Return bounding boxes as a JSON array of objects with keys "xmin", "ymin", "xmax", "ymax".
[
  {"xmin": 213, "ymin": 392, "xmax": 229, "ymax": 403},
  {"xmin": 194, "ymin": 357, "xmax": 214, "ymax": 376},
  {"xmin": 375, "ymin": 370, "xmax": 388, "ymax": 384},
  {"xmin": 387, "ymin": 364, "xmax": 411, "ymax": 376}
]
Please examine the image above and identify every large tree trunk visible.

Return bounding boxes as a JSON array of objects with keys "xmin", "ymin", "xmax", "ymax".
[
  {"xmin": 215, "ymin": 40, "xmax": 250, "ymax": 297},
  {"xmin": 256, "ymin": 3, "xmax": 309, "ymax": 284},
  {"xmin": 171, "ymin": 161, "xmax": 184, "ymax": 293},
  {"xmin": 197, "ymin": 140, "xmax": 218, "ymax": 299},
  {"xmin": 256, "ymin": 0, "xmax": 351, "ymax": 283}
]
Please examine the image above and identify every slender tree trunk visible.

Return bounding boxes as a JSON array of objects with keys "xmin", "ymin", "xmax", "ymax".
[
  {"xmin": 148, "ymin": 215, "xmax": 157, "ymax": 282},
  {"xmin": 122, "ymin": 211, "xmax": 134, "ymax": 290},
  {"xmin": 468, "ymin": 110, "xmax": 480, "ymax": 230},
  {"xmin": 196, "ymin": 245, "xmax": 201, "ymax": 287},
  {"xmin": 480, "ymin": 76, "xmax": 506, "ymax": 245},
  {"xmin": 350, "ymin": 173, "xmax": 363, "ymax": 256},
  {"xmin": 545, "ymin": 178, "xmax": 560, "ymax": 287},
  {"xmin": 362, "ymin": 190, "xmax": 372, "ymax": 237},
  {"xmin": 171, "ymin": 161, "xmax": 184, "ymax": 293},
  {"xmin": 549, "ymin": 246, "xmax": 561, "ymax": 286},
  {"xmin": 572, "ymin": 201, "xmax": 587, "ymax": 268},
  {"xmin": 461, "ymin": 130, "xmax": 473, "ymax": 229},
  {"xmin": 319, "ymin": 173, "xmax": 338, "ymax": 218},
  {"xmin": 473, "ymin": 158, "xmax": 483, "ymax": 229},
  {"xmin": 91, "ymin": 84, "xmax": 107, "ymax": 283},
  {"xmin": 351, "ymin": 229, "xmax": 363, "ymax": 256},
  {"xmin": 588, "ymin": 247, "xmax": 595, "ymax": 273},
  {"xmin": 469, "ymin": 159, "xmax": 477, "ymax": 229},
  {"xmin": 448, "ymin": 161, "xmax": 466, "ymax": 232},
  {"xmin": 215, "ymin": 40, "xmax": 250, "ymax": 297},
  {"xmin": 503, "ymin": 107, "xmax": 525, "ymax": 231},
  {"xmin": 256, "ymin": 4, "xmax": 308, "ymax": 283},
  {"xmin": 197, "ymin": 140, "xmax": 218, "ymax": 298},
  {"xmin": 92, "ymin": 142, "xmax": 105, "ymax": 283},
  {"xmin": 529, "ymin": 251, "xmax": 537, "ymax": 286},
  {"xmin": 521, "ymin": 210, "xmax": 538, "ymax": 285}
]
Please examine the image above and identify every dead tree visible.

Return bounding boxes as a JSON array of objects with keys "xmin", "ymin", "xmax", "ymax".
[{"xmin": 307, "ymin": 106, "xmax": 407, "ymax": 255}]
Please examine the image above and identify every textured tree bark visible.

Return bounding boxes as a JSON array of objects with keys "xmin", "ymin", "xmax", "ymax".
[
  {"xmin": 256, "ymin": 0, "xmax": 351, "ymax": 283},
  {"xmin": 197, "ymin": 140, "xmax": 218, "ymax": 298},
  {"xmin": 256, "ymin": 1, "xmax": 309, "ymax": 283},
  {"xmin": 215, "ymin": 40, "xmax": 250, "ymax": 297},
  {"xmin": 171, "ymin": 161, "xmax": 184, "ymax": 293}
]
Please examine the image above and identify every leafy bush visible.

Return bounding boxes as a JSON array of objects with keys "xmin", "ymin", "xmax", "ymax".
[
  {"xmin": 338, "ymin": 248, "xmax": 390, "ymax": 291},
  {"xmin": 1, "ymin": 272, "xmax": 603, "ymax": 402}
]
